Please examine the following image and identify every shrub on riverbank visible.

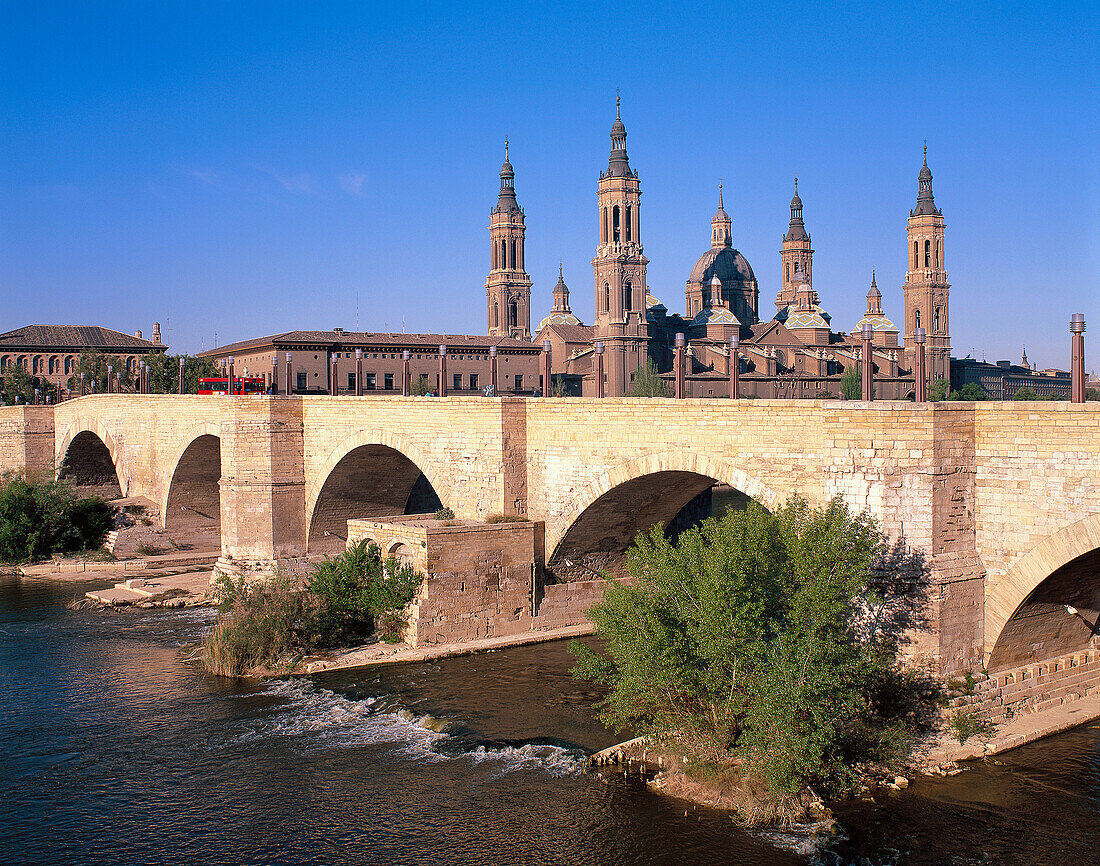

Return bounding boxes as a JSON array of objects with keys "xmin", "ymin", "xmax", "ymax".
[
  {"xmin": 201, "ymin": 540, "xmax": 424, "ymax": 676},
  {"xmin": 572, "ymin": 496, "xmax": 933, "ymax": 804},
  {"xmin": 0, "ymin": 472, "xmax": 113, "ymax": 563}
]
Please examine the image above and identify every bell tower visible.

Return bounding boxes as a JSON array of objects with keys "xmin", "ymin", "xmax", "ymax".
[
  {"xmin": 486, "ymin": 140, "xmax": 532, "ymax": 338},
  {"xmin": 778, "ymin": 177, "xmax": 814, "ymax": 312},
  {"xmin": 591, "ymin": 96, "xmax": 650, "ymax": 396},
  {"xmin": 903, "ymin": 145, "xmax": 950, "ymax": 388}
]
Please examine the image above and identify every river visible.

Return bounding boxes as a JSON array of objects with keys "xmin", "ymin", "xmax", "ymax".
[{"xmin": 1, "ymin": 577, "xmax": 1098, "ymax": 865}]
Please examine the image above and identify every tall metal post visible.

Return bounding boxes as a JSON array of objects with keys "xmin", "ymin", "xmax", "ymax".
[
  {"xmin": 179, "ymin": 357, "xmax": 185, "ymax": 394},
  {"xmin": 284, "ymin": 353, "xmax": 293, "ymax": 396},
  {"xmin": 541, "ymin": 340, "xmax": 552, "ymax": 396},
  {"xmin": 489, "ymin": 346, "xmax": 497, "ymax": 396},
  {"xmin": 80, "ymin": 372, "xmax": 85, "ymax": 397},
  {"xmin": 861, "ymin": 324, "xmax": 874, "ymax": 402},
  {"xmin": 594, "ymin": 342, "xmax": 605, "ymax": 398},
  {"xmin": 1071, "ymin": 313, "xmax": 1086, "ymax": 403},
  {"xmin": 107, "ymin": 366, "xmax": 114, "ymax": 394},
  {"xmin": 729, "ymin": 333, "xmax": 740, "ymax": 399},
  {"xmin": 673, "ymin": 333, "xmax": 686, "ymax": 399},
  {"xmin": 914, "ymin": 328, "xmax": 927, "ymax": 402},
  {"xmin": 227, "ymin": 357, "xmax": 235, "ymax": 396},
  {"xmin": 330, "ymin": 354, "xmax": 338, "ymax": 396},
  {"xmin": 438, "ymin": 345, "xmax": 447, "ymax": 397},
  {"xmin": 269, "ymin": 355, "xmax": 277, "ymax": 395},
  {"xmin": 402, "ymin": 349, "xmax": 411, "ymax": 396},
  {"xmin": 355, "ymin": 348, "xmax": 363, "ymax": 396}
]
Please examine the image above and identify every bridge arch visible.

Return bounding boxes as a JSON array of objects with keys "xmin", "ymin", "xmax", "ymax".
[
  {"xmin": 544, "ymin": 451, "xmax": 789, "ymax": 581},
  {"xmin": 56, "ymin": 421, "xmax": 130, "ymax": 497},
  {"xmin": 162, "ymin": 429, "xmax": 222, "ymax": 548},
  {"xmin": 306, "ymin": 432, "xmax": 450, "ymax": 555},
  {"xmin": 986, "ymin": 513, "xmax": 1100, "ymax": 669}
]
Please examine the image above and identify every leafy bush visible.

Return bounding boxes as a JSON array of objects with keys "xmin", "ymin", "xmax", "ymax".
[
  {"xmin": 202, "ymin": 541, "xmax": 424, "ymax": 676},
  {"xmin": 840, "ymin": 368, "xmax": 861, "ymax": 400},
  {"xmin": 433, "ymin": 507, "xmax": 455, "ymax": 520},
  {"xmin": 1012, "ymin": 387, "xmax": 1038, "ymax": 401},
  {"xmin": 571, "ymin": 496, "xmax": 933, "ymax": 796},
  {"xmin": 948, "ymin": 709, "xmax": 995, "ymax": 744},
  {"xmin": 929, "ymin": 379, "xmax": 949, "ymax": 401},
  {"xmin": 0, "ymin": 473, "xmax": 113, "ymax": 563}
]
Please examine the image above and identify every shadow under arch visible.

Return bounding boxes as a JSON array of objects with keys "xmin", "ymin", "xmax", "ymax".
[
  {"xmin": 57, "ymin": 429, "xmax": 123, "ymax": 499},
  {"xmin": 986, "ymin": 513, "xmax": 1100, "ymax": 670},
  {"xmin": 163, "ymin": 434, "xmax": 222, "ymax": 549},
  {"xmin": 307, "ymin": 443, "xmax": 444, "ymax": 555},
  {"xmin": 545, "ymin": 452, "xmax": 784, "ymax": 583}
]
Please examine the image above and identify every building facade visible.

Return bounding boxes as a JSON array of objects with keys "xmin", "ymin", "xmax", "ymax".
[
  {"xmin": 198, "ymin": 330, "xmax": 541, "ymax": 396},
  {"xmin": 485, "ymin": 142, "xmax": 532, "ymax": 340},
  {"xmin": 0, "ymin": 324, "xmax": 167, "ymax": 386}
]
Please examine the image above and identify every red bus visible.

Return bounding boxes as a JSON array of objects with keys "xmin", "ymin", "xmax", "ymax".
[{"xmin": 198, "ymin": 377, "xmax": 267, "ymax": 395}]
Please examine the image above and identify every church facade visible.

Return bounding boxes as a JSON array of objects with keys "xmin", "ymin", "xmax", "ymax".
[{"xmin": 507, "ymin": 103, "xmax": 950, "ymax": 399}]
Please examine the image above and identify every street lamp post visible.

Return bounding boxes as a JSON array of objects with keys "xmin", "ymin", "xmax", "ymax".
[
  {"xmin": 402, "ymin": 350, "xmax": 411, "ymax": 397},
  {"xmin": 355, "ymin": 348, "xmax": 363, "ymax": 396},
  {"xmin": 1071, "ymin": 314, "xmax": 1086, "ymax": 403},
  {"xmin": 729, "ymin": 333, "xmax": 740, "ymax": 399},
  {"xmin": 861, "ymin": 324, "xmax": 874, "ymax": 402},
  {"xmin": 674, "ymin": 333, "xmax": 686, "ymax": 399},
  {"xmin": 594, "ymin": 342, "xmax": 605, "ymax": 398},
  {"xmin": 488, "ymin": 346, "xmax": 497, "ymax": 396},
  {"xmin": 438, "ymin": 345, "xmax": 447, "ymax": 397},
  {"xmin": 541, "ymin": 340, "xmax": 552, "ymax": 397},
  {"xmin": 914, "ymin": 328, "xmax": 927, "ymax": 402}
]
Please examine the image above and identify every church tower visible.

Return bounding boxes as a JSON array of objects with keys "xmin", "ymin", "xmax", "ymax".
[
  {"xmin": 592, "ymin": 96, "xmax": 650, "ymax": 396},
  {"xmin": 903, "ymin": 146, "xmax": 950, "ymax": 387},
  {"xmin": 778, "ymin": 178, "xmax": 814, "ymax": 312},
  {"xmin": 486, "ymin": 141, "xmax": 532, "ymax": 338}
]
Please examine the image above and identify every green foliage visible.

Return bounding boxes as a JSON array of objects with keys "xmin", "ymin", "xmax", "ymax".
[
  {"xmin": 839, "ymin": 367, "xmax": 861, "ymax": 400},
  {"xmin": 1086, "ymin": 388, "xmax": 1099, "ymax": 402},
  {"xmin": 572, "ymin": 496, "xmax": 931, "ymax": 795},
  {"xmin": 0, "ymin": 368, "xmax": 51, "ymax": 405},
  {"xmin": 948, "ymin": 709, "xmax": 995, "ymax": 744},
  {"xmin": 627, "ymin": 358, "xmax": 671, "ymax": 398},
  {"xmin": 929, "ymin": 379, "xmax": 949, "ymax": 401},
  {"xmin": 433, "ymin": 507, "xmax": 455, "ymax": 520},
  {"xmin": 0, "ymin": 472, "xmax": 113, "ymax": 563},
  {"xmin": 67, "ymin": 350, "xmax": 133, "ymax": 393},
  {"xmin": 946, "ymin": 382, "xmax": 989, "ymax": 401},
  {"xmin": 146, "ymin": 354, "xmax": 221, "ymax": 394},
  {"xmin": 410, "ymin": 377, "xmax": 433, "ymax": 396},
  {"xmin": 202, "ymin": 541, "xmax": 424, "ymax": 676},
  {"xmin": 1012, "ymin": 387, "xmax": 1038, "ymax": 401}
]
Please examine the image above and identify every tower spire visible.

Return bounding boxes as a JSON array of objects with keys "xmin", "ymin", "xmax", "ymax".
[{"xmin": 913, "ymin": 142, "xmax": 939, "ymax": 216}]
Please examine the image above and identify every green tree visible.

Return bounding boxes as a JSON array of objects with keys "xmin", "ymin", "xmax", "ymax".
[
  {"xmin": 146, "ymin": 354, "xmax": 221, "ymax": 394},
  {"xmin": 0, "ymin": 368, "xmax": 50, "ymax": 405},
  {"xmin": 572, "ymin": 496, "xmax": 926, "ymax": 795},
  {"xmin": 1086, "ymin": 387, "xmax": 1099, "ymax": 402},
  {"xmin": 0, "ymin": 473, "xmax": 113, "ymax": 563},
  {"xmin": 1012, "ymin": 387, "xmax": 1038, "ymax": 401},
  {"xmin": 839, "ymin": 367, "xmax": 861, "ymax": 400},
  {"xmin": 67, "ymin": 350, "xmax": 133, "ymax": 393},
  {"xmin": 929, "ymin": 378, "xmax": 949, "ymax": 401},
  {"xmin": 946, "ymin": 382, "xmax": 989, "ymax": 401},
  {"xmin": 627, "ymin": 358, "xmax": 671, "ymax": 397}
]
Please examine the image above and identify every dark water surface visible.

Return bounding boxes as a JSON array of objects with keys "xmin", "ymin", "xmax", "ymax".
[{"xmin": 1, "ymin": 578, "xmax": 1098, "ymax": 865}]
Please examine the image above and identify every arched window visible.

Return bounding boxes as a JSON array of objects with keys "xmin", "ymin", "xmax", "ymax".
[
  {"xmin": 601, "ymin": 208, "xmax": 608, "ymax": 244},
  {"xmin": 602, "ymin": 282, "xmax": 610, "ymax": 312},
  {"xmin": 937, "ymin": 239, "xmax": 943, "ymax": 268},
  {"xmin": 509, "ymin": 302, "xmax": 518, "ymax": 328},
  {"xmin": 612, "ymin": 205, "xmax": 621, "ymax": 243},
  {"xmin": 623, "ymin": 280, "xmax": 632, "ymax": 312},
  {"xmin": 914, "ymin": 309, "xmax": 921, "ymax": 329},
  {"xmin": 510, "ymin": 239, "xmax": 517, "ymax": 269},
  {"xmin": 500, "ymin": 240, "xmax": 506, "ymax": 269},
  {"xmin": 492, "ymin": 302, "xmax": 498, "ymax": 328},
  {"xmin": 913, "ymin": 240, "xmax": 919, "ymax": 270},
  {"xmin": 934, "ymin": 307, "xmax": 941, "ymax": 333},
  {"xmin": 625, "ymin": 205, "xmax": 632, "ymax": 242},
  {"xmin": 924, "ymin": 239, "xmax": 931, "ymax": 267}
]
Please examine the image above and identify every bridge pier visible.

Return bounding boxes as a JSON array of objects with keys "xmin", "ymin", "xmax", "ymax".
[{"xmin": 216, "ymin": 397, "xmax": 307, "ymax": 577}]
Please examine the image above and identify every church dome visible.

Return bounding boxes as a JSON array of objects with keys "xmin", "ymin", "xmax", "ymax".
[{"xmin": 688, "ymin": 247, "xmax": 756, "ymax": 285}]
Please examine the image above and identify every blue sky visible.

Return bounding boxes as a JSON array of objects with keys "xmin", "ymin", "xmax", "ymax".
[{"xmin": 2, "ymin": 1, "xmax": 1097, "ymax": 369}]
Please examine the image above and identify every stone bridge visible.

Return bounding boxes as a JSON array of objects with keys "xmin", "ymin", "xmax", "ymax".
[{"xmin": 2, "ymin": 395, "xmax": 1098, "ymax": 676}]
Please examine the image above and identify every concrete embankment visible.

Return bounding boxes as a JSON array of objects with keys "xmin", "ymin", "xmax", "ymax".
[{"xmin": 302, "ymin": 623, "xmax": 596, "ymax": 674}]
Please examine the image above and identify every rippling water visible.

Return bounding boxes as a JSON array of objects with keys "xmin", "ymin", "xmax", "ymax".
[{"xmin": 1, "ymin": 577, "xmax": 1098, "ymax": 865}]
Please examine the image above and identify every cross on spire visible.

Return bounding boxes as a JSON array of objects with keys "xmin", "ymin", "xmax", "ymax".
[
  {"xmin": 616, "ymin": 89, "xmax": 621, "ymax": 119},
  {"xmin": 718, "ymin": 180, "xmax": 723, "ymax": 209}
]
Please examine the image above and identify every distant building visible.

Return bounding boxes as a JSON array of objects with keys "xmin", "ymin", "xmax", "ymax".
[
  {"xmin": 197, "ymin": 330, "xmax": 541, "ymax": 395},
  {"xmin": 951, "ymin": 353, "xmax": 1071, "ymax": 400},
  {"xmin": 528, "ymin": 100, "xmax": 932, "ymax": 398},
  {"xmin": 0, "ymin": 323, "xmax": 167, "ymax": 386}
]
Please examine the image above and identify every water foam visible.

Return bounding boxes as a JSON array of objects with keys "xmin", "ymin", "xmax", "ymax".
[{"xmin": 239, "ymin": 679, "xmax": 584, "ymax": 775}]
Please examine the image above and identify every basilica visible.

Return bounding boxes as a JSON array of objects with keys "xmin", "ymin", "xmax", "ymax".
[{"xmin": 487, "ymin": 100, "xmax": 950, "ymax": 398}]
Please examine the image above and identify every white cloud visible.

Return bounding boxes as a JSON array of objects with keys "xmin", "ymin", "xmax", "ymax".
[
  {"xmin": 338, "ymin": 172, "xmax": 367, "ymax": 196},
  {"xmin": 274, "ymin": 172, "xmax": 318, "ymax": 194}
]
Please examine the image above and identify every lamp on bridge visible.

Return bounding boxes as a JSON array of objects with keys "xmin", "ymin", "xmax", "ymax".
[
  {"xmin": 107, "ymin": 366, "xmax": 114, "ymax": 395},
  {"xmin": 438, "ymin": 344, "xmax": 447, "ymax": 397},
  {"xmin": 914, "ymin": 328, "xmax": 927, "ymax": 402},
  {"xmin": 80, "ymin": 371, "xmax": 85, "ymax": 397},
  {"xmin": 488, "ymin": 346, "xmax": 497, "ymax": 397},
  {"xmin": 729, "ymin": 333, "xmax": 740, "ymax": 399},
  {"xmin": 402, "ymin": 350, "xmax": 411, "ymax": 396},
  {"xmin": 284, "ymin": 353, "xmax": 292, "ymax": 396},
  {"xmin": 541, "ymin": 340, "xmax": 552, "ymax": 397},
  {"xmin": 355, "ymin": 348, "xmax": 363, "ymax": 396},
  {"xmin": 1071, "ymin": 313, "xmax": 1086, "ymax": 403},
  {"xmin": 861, "ymin": 323, "xmax": 875, "ymax": 402},
  {"xmin": 673, "ymin": 333, "xmax": 686, "ymax": 399},
  {"xmin": 594, "ymin": 342, "xmax": 605, "ymax": 399},
  {"xmin": 227, "ymin": 357, "xmax": 235, "ymax": 396},
  {"xmin": 179, "ymin": 356, "xmax": 186, "ymax": 395}
]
